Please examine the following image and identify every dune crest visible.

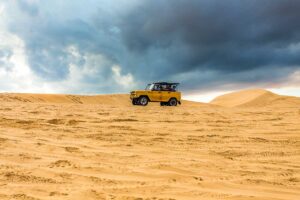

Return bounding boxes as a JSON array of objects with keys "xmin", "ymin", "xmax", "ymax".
[{"xmin": 210, "ymin": 89, "xmax": 300, "ymax": 108}]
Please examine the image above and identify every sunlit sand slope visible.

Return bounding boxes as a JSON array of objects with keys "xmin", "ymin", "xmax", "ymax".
[
  {"xmin": 0, "ymin": 91, "xmax": 299, "ymax": 200},
  {"xmin": 211, "ymin": 89, "xmax": 300, "ymax": 108}
]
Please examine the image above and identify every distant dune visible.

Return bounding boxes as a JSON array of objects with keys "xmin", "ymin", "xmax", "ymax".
[{"xmin": 210, "ymin": 89, "xmax": 300, "ymax": 108}]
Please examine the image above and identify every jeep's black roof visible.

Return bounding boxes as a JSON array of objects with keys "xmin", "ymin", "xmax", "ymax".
[{"xmin": 152, "ymin": 82, "xmax": 179, "ymax": 85}]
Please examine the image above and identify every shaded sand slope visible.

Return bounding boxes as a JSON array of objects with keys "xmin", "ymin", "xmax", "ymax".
[
  {"xmin": 0, "ymin": 91, "xmax": 299, "ymax": 200},
  {"xmin": 211, "ymin": 89, "xmax": 300, "ymax": 108}
]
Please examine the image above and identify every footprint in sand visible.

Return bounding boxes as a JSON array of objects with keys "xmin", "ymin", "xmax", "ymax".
[
  {"xmin": 49, "ymin": 191, "xmax": 68, "ymax": 196},
  {"xmin": 11, "ymin": 193, "xmax": 41, "ymax": 200},
  {"xmin": 47, "ymin": 119, "xmax": 64, "ymax": 125},
  {"xmin": 66, "ymin": 119, "xmax": 80, "ymax": 125},
  {"xmin": 64, "ymin": 146, "xmax": 80, "ymax": 153},
  {"xmin": 49, "ymin": 160, "xmax": 74, "ymax": 168},
  {"xmin": 3, "ymin": 172, "xmax": 57, "ymax": 183},
  {"xmin": 0, "ymin": 137, "xmax": 8, "ymax": 143}
]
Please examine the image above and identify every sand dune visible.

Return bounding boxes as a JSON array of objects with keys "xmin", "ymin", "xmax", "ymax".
[
  {"xmin": 210, "ymin": 89, "xmax": 300, "ymax": 108},
  {"xmin": 0, "ymin": 90, "xmax": 299, "ymax": 200}
]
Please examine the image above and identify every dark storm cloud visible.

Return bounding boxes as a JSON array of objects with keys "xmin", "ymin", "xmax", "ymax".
[
  {"xmin": 118, "ymin": 0, "xmax": 300, "ymax": 87},
  {"xmin": 4, "ymin": 0, "xmax": 300, "ymax": 92},
  {"xmin": 7, "ymin": 0, "xmax": 134, "ymax": 86},
  {"xmin": 19, "ymin": 19, "xmax": 98, "ymax": 80}
]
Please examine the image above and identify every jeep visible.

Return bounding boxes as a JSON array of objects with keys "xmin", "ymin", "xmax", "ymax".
[{"xmin": 130, "ymin": 82, "xmax": 181, "ymax": 106}]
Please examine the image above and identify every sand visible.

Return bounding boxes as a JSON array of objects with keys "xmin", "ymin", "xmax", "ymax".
[
  {"xmin": 0, "ymin": 90, "xmax": 299, "ymax": 200},
  {"xmin": 211, "ymin": 89, "xmax": 300, "ymax": 108}
]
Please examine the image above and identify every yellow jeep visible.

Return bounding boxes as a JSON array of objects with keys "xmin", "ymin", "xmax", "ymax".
[{"xmin": 130, "ymin": 82, "xmax": 181, "ymax": 106}]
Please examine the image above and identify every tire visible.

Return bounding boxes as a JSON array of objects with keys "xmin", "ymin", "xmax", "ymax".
[
  {"xmin": 168, "ymin": 98, "xmax": 177, "ymax": 106},
  {"xmin": 160, "ymin": 102, "xmax": 166, "ymax": 106},
  {"xmin": 132, "ymin": 98, "xmax": 139, "ymax": 105},
  {"xmin": 139, "ymin": 96, "xmax": 148, "ymax": 106}
]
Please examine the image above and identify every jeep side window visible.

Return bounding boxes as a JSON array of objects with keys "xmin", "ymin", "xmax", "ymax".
[
  {"xmin": 146, "ymin": 84, "xmax": 156, "ymax": 90},
  {"xmin": 152, "ymin": 85, "xmax": 157, "ymax": 91},
  {"xmin": 171, "ymin": 85, "xmax": 175, "ymax": 91},
  {"xmin": 153, "ymin": 84, "xmax": 161, "ymax": 91},
  {"xmin": 173, "ymin": 84, "xmax": 179, "ymax": 91},
  {"xmin": 161, "ymin": 84, "xmax": 170, "ymax": 91},
  {"xmin": 166, "ymin": 85, "xmax": 172, "ymax": 91}
]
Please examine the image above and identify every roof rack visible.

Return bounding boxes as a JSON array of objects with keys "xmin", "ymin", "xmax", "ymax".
[{"xmin": 153, "ymin": 82, "xmax": 179, "ymax": 85}]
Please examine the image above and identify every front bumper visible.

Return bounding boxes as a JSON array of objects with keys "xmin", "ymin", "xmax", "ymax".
[{"xmin": 130, "ymin": 93, "xmax": 137, "ymax": 100}]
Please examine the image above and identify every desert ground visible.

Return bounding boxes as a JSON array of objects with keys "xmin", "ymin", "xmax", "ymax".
[{"xmin": 0, "ymin": 89, "xmax": 299, "ymax": 200}]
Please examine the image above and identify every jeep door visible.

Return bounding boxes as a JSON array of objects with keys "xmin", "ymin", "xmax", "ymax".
[
  {"xmin": 161, "ymin": 90, "xmax": 172, "ymax": 102},
  {"xmin": 146, "ymin": 91, "xmax": 159, "ymax": 101},
  {"xmin": 159, "ymin": 84, "xmax": 172, "ymax": 102},
  {"xmin": 148, "ymin": 84, "xmax": 162, "ymax": 101}
]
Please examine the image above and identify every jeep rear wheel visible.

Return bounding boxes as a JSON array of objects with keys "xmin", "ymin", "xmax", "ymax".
[
  {"xmin": 139, "ymin": 96, "xmax": 148, "ymax": 106},
  {"xmin": 160, "ymin": 102, "xmax": 167, "ymax": 106},
  {"xmin": 168, "ymin": 98, "xmax": 177, "ymax": 106}
]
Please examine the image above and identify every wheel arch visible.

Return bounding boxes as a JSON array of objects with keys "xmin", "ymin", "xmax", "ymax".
[
  {"xmin": 168, "ymin": 97, "xmax": 178, "ymax": 102},
  {"xmin": 139, "ymin": 95, "xmax": 150, "ymax": 101}
]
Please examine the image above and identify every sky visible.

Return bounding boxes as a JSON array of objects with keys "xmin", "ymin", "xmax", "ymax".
[{"xmin": 0, "ymin": 0, "xmax": 300, "ymax": 102}]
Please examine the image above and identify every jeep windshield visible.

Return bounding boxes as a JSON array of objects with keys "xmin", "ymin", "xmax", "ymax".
[{"xmin": 145, "ymin": 84, "xmax": 154, "ymax": 90}]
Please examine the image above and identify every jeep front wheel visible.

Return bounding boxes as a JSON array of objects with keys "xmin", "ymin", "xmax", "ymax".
[
  {"xmin": 168, "ymin": 98, "xmax": 177, "ymax": 106},
  {"xmin": 139, "ymin": 96, "xmax": 148, "ymax": 106}
]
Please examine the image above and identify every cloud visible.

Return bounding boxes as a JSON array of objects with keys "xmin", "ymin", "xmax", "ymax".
[
  {"xmin": 117, "ymin": 0, "xmax": 300, "ymax": 90},
  {"xmin": 0, "ymin": 0, "xmax": 300, "ymax": 94},
  {"xmin": 112, "ymin": 65, "xmax": 135, "ymax": 89},
  {"xmin": 0, "ymin": 4, "xmax": 4, "ymax": 16},
  {"xmin": 0, "ymin": 48, "xmax": 13, "ymax": 70},
  {"xmin": 16, "ymin": 0, "xmax": 39, "ymax": 16},
  {"xmin": 0, "ymin": 31, "xmax": 50, "ymax": 93}
]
